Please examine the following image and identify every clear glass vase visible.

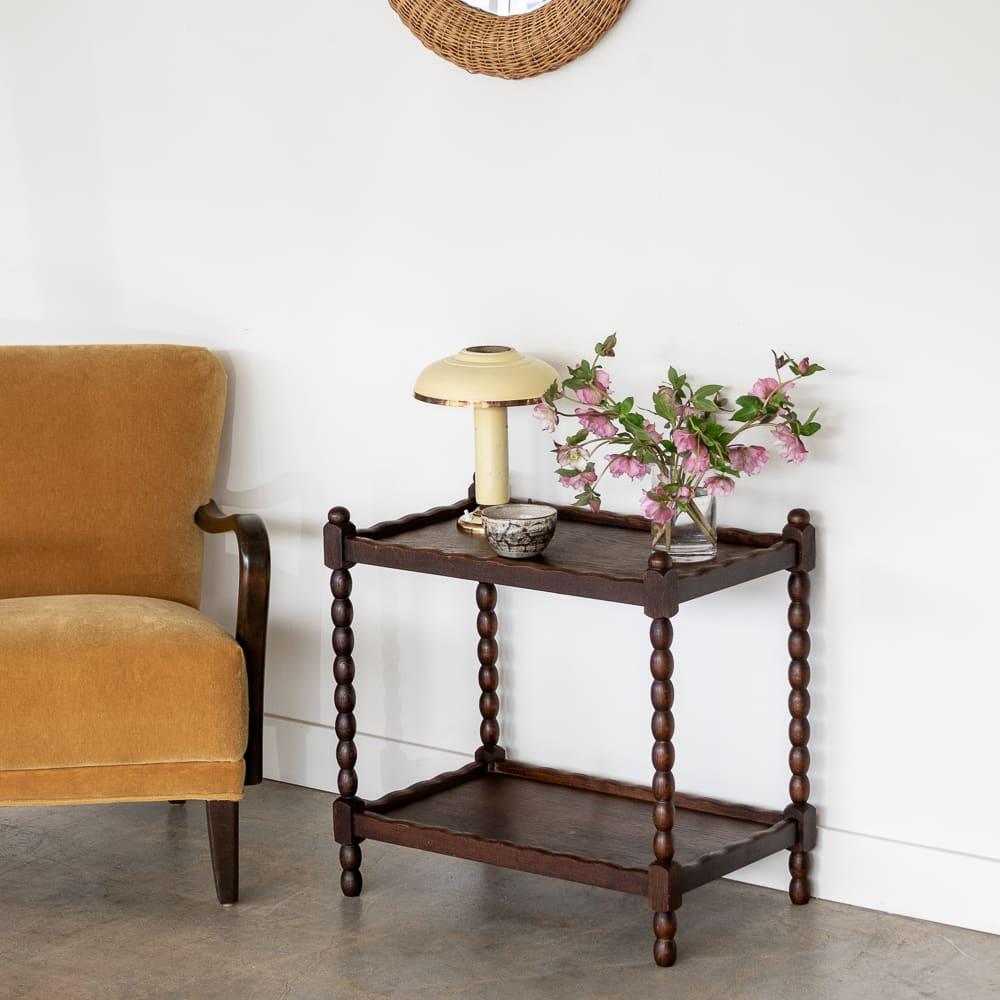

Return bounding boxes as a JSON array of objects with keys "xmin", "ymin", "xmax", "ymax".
[{"xmin": 650, "ymin": 488, "xmax": 718, "ymax": 563}]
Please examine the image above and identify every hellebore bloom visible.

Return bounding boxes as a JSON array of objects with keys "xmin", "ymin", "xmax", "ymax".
[
  {"xmin": 557, "ymin": 467, "xmax": 597, "ymax": 490},
  {"xmin": 575, "ymin": 408, "xmax": 617, "ymax": 439},
  {"xmin": 556, "ymin": 443, "xmax": 589, "ymax": 470},
  {"xmin": 644, "ymin": 421, "xmax": 663, "ymax": 443},
  {"xmin": 640, "ymin": 489, "xmax": 676, "ymax": 525},
  {"xmin": 704, "ymin": 475, "xmax": 735, "ymax": 496},
  {"xmin": 728, "ymin": 444, "xmax": 769, "ymax": 476},
  {"xmin": 533, "ymin": 399, "xmax": 557, "ymax": 432},
  {"xmin": 772, "ymin": 424, "xmax": 808, "ymax": 464},
  {"xmin": 607, "ymin": 454, "xmax": 649, "ymax": 479},
  {"xmin": 576, "ymin": 368, "xmax": 612, "ymax": 405},
  {"xmin": 683, "ymin": 444, "xmax": 710, "ymax": 475},
  {"xmin": 560, "ymin": 447, "xmax": 589, "ymax": 471},
  {"xmin": 750, "ymin": 377, "xmax": 780, "ymax": 401},
  {"xmin": 671, "ymin": 428, "xmax": 697, "ymax": 452},
  {"xmin": 798, "ymin": 357, "xmax": 810, "ymax": 372}
]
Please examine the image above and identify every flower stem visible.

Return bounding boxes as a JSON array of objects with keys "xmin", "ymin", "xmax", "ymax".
[
  {"xmin": 650, "ymin": 520, "xmax": 671, "ymax": 550},
  {"xmin": 683, "ymin": 499, "xmax": 717, "ymax": 543}
]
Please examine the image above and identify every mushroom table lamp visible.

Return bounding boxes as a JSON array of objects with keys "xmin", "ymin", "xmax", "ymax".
[{"xmin": 414, "ymin": 346, "xmax": 558, "ymax": 534}]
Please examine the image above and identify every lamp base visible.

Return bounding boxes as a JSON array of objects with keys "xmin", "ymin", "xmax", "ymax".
[{"xmin": 457, "ymin": 508, "xmax": 486, "ymax": 535}]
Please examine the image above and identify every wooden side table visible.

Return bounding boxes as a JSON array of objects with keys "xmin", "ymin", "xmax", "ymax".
[{"xmin": 324, "ymin": 492, "xmax": 817, "ymax": 968}]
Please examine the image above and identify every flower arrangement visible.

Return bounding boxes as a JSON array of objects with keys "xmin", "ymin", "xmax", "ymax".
[{"xmin": 533, "ymin": 335, "xmax": 825, "ymax": 550}]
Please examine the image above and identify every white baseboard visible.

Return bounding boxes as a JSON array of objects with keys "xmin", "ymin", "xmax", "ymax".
[{"xmin": 263, "ymin": 715, "xmax": 1000, "ymax": 938}]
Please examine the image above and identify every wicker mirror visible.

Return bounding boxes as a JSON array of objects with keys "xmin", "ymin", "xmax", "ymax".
[{"xmin": 388, "ymin": 0, "xmax": 630, "ymax": 81}]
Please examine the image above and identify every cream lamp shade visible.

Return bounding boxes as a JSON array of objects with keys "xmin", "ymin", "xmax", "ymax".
[{"xmin": 414, "ymin": 346, "xmax": 558, "ymax": 531}]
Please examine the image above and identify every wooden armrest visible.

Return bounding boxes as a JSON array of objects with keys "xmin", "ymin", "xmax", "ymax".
[{"xmin": 196, "ymin": 500, "xmax": 271, "ymax": 785}]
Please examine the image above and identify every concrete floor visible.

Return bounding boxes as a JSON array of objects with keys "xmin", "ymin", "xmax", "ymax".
[{"xmin": 1, "ymin": 781, "xmax": 996, "ymax": 1000}]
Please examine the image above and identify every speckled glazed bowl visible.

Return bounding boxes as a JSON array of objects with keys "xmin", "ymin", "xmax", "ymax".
[{"xmin": 481, "ymin": 504, "xmax": 558, "ymax": 559}]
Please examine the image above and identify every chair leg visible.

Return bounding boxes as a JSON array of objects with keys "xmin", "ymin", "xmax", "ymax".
[{"xmin": 206, "ymin": 800, "xmax": 239, "ymax": 906}]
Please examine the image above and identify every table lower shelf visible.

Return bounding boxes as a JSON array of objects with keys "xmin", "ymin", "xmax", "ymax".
[{"xmin": 349, "ymin": 759, "xmax": 797, "ymax": 901}]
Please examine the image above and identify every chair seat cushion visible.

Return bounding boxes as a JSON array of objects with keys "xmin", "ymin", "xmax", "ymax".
[{"xmin": 0, "ymin": 595, "xmax": 248, "ymax": 772}]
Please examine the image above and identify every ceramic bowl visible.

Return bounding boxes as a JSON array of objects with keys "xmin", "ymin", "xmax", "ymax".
[{"xmin": 481, "ymin": 504, "xmax": 558, "ymax": 559}]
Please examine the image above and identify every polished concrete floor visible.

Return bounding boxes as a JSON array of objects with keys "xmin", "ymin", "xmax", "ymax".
[{"xmin": 2, "ymin": 781, "xmax": 996, "ymax": 1000}]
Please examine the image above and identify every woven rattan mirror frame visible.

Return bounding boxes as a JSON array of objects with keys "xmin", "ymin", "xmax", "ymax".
[{"xmin": 388, "ymin": 0, "xmax": 631, "ymax": 81}]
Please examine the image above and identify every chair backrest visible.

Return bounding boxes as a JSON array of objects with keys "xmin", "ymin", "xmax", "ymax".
[{"xmin": 0, "ymin": 344, "xmax": 227, "ymax": 607}]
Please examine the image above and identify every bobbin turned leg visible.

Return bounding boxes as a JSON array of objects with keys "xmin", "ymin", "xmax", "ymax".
[
  {"xmin": 645, "ymin": 550, "xmax": 679, "ymax": 967},
  {"xmin": 329, "ymin": 507, "xmax": 362, "ymax": 897},
  {"xmin": 649, "ymin": 612, "xmax": 678, "ymax": 966},
  {"xmin": 474, "ymin": 582, "xmax": 505, "ymax": 765},
  {"xmin": 784, "ymin": 509, "xmax": 815, "ymax": 905}
]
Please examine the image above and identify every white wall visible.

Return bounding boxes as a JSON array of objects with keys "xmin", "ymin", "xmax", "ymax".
[{"xmin": 2, "ymin": 0, "xmax": 998, "ymax": 935}]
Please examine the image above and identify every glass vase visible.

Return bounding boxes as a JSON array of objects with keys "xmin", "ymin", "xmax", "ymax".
[{"xmin": 650, "ymin": 489, "xmax": 718, "ymax": 563}]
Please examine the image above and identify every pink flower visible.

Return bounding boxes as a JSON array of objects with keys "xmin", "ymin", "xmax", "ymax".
[
  {"xmin": 644, "ymin": 421, "xmax": 663, "ymax": 443},
  {"xmin": 772, "ymin": 424, "xmax": 808, "ymax": 464},
  {"xmin": 575, "ymin": 368, "xmax": 611, "ymax": 405},
  {"xmin": 671, "ymin": 428, "xmax": 697, "ymax": 452},
  {"xmin": 671, "ymin": 427, "xmax": 709, "ymax": 474},
  {"xmin": 750, "ymin": 377, "xmax": 780, "ymax": 401},
  {"xmin": 683, "ymin": 444, "xmax": 710, "ymax": 475},
  {"xmin": 728, "ymin": 444, "xmax": 769, "ymax": 476},
  {"xmin": 557, "ymin": 467, "xmax": 597, "ymax": 490},
  {"xmin": 798, "ymin": 357, "xmax": 810, "ymax": 372},
  {"xmin": 533, "ymin": 399, "xmax": 557, "ymax": 432},
  {"xmin": 575, "ymin": 408, "xmax": 617, "ymax": 439},
  {"xmin": 640, "ymin": 489, "xmax": 676, "ymax": 525},
  {"xmin": 675, "ymin": 484, "xmax": 693, "ymax": 503},
  {"xmin": 556, "ymin": 443, "xmax": 589, "ymax": 470},
  {"xmin": 704, "ymin": 475, "xmax": 735, "ymax": 496},
  {"xmin": 607, "ymin": 454, "xmax": 649, "ymax": 479}
]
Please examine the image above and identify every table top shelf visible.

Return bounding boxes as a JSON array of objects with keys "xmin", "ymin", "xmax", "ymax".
[
  {"xmin": 331, "ymin": 495, "xmax": 798, "ymax": 609},
  {"xmin": 354, "ymin": 761, "xmax": 797, "ymax": 899}
]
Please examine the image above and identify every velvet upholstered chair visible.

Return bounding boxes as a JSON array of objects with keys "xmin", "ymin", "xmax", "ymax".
[{"xmin": 0, "ymin": 344, "xmax": 269, "ymax": 904}]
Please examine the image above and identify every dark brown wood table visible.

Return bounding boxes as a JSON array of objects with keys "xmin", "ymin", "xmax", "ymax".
[{"xmin": 324, "ymin": 492, "xmax": 817, "ymax": 968}]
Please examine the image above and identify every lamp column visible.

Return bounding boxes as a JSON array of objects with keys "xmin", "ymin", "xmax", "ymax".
[{"xmin": 473, "ymin": 407, "xmax": 510, "ymax": 508}]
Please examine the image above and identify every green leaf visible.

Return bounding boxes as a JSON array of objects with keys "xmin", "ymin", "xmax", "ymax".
[
  {"xmin": 566, "ymin": 428, "xmax": 588, "ymax": 446},
  {"xmin": 668, "ymin": 366, "xmax": 684, "ymax": 390},
  {"xmin": 654, "ymin": 394, "xmax": 676, "ymax": 421},
  {"xmin": 799, "ymin": 421, "xmax": 822, "ymax": 437},
  {"xmin": 618, "ymin": 396, "xmax": 634, "ymax": 414},
  {"xmin": 694, "ymin": 384, "xmax": 724, "ymax": 399}
]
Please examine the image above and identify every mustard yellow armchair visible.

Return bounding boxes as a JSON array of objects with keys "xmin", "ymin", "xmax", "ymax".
[{"xmin": 0, "ymin": 344, "xmax": 269, "ymax": 905}]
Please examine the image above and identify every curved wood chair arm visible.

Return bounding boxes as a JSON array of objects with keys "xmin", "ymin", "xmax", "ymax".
[{"xmin": 196, "ymin": 500, "xmax": 271, "ymax": 785}]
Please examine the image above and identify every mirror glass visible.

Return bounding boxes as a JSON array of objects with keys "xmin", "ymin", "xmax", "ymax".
[{"xmin": 461, "ymin": 0, "xmax": 552, "ymax": 13}]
